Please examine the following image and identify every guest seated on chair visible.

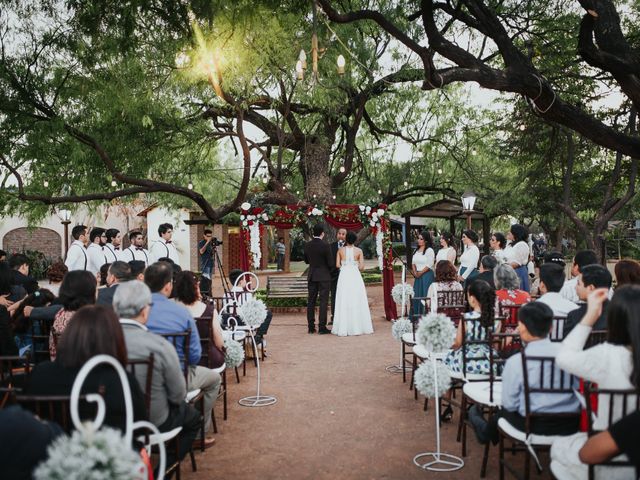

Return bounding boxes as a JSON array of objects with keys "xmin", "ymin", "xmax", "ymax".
[
  {"xmin": 9, "ymin": 253, "xmax": 39, "ymax": 295},
  {"xmin": 614, "ymin": 258, "xmax": 640, "ymax": 287},
  {"xmin": 114, "ymin": 280, "xmax": 203, "ymax": 457},
  {"xmin": 10, "ymin": 289, "xmax": 55, "ymax": 352},
  {"xmin": 536, "ymin": 263, "xmax": 579, "ymax": 318},
  {"xmin": 563, "ymin": 264, "xmax": 612, "ymax": 337},
  {"xmin": 97, "ymin": 261, "xmax": 131, "ymax": 306},
  {"xmin": 426, "ymin": 260, "xmax": 463, "ymax": 313},
  {"xmin": 26, "ymin": 305, "xmax": 147, "ymax": 433},
  {"xmin": 468, "ymin": 302, "xmax": 581, "ymax": 445},
  {"xmin": 173, "ymin": 271, "xmax": 225, "ymax": 369},
  {"xmin": 128, "ymin": 260, "xmax": 146, "ymax": 281},
  {"xmin": 144, "ymin": 262, "xmax": 220, "ymax": 448}
]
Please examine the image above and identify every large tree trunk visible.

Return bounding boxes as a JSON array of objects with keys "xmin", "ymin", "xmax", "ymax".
[{"xmin": 302, "ymin": 137, "xmax": 333, "ymax": 204}]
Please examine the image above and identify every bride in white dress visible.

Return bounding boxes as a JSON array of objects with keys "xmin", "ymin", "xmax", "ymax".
[{"xmin": 331, "ymin": 231, "xmax": 374, "ymax": 337}]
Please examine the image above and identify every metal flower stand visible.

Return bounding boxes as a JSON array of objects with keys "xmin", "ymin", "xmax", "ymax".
[
  {"xmin": 238, "ymin": 327, "xmax": 277, "ymax": 407},
  {"xmin": 413, "ymin": 356, "xmax": 464, "ymax": 472},
  {"xmin": 386, "ymin": 264, "xmax": 412, "ymax": 374}
]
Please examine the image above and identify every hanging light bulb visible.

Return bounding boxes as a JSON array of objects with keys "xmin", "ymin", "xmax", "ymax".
[
  {"xmin": 336, "ymin": 54, "xmax": 346, "ymax": 75},
  {"xmin": 332, "ymin": 195, "xmax": 336, "ymax": 200},
  {"xmin": 377, "ymin": 189, "xmax": 382, "ymax": 195},
  {"xmin": 43, "ymin": 180, "xmax": 49, "ymax": 188},
  {"xmin": 404, "ymin": 181, "xmax": 408, "ymax": 187},
  {"xmin": 437, "ymin": 168, "xmax": 443, "ymax": 174},
  {"xmin": 299, "ymin": 49, "xmax": 307, "ymax": 70},
  {"xmin": 295, "ymin": 60, "xmax": 304, "ymax": 80},
  {"xmin": 471, "ymin": 149, "xmax": 477, "ymax": 156},
  {"xmin": 282, "ymin": 185, "xmax": 287, "ymax": 191},
  {"xmin": 262, "ymin": 175, "xmax": 269, "ymax": 184},
  {"xmin": 296, "ymin": 190, "xmax": 300, "ymax": 195},
  {"xmin": 313, "ymin": 194, "xmax": 317, "ymax": 199},
  {"xmin": 187, "ymin": 181, "xmax": 194, "ymax": 190},
  {"xmin": 519, "ymin": 124, "xmax": 526, "ymax": 131},
  {"xmin": 111, "ymin": 180, "xmax": 117, "ymax": 187},
  {"xmin": 339, "ymin": 165, "xmax": 346, "ymax": 173}
]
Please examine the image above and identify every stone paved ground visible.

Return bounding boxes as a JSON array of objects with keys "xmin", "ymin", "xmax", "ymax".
[{"xmin": 183, "ymin": 284, "xmax": 552, "ymax": 480}]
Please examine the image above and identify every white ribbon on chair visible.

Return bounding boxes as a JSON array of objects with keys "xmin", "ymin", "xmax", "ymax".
[{"xmin": 70, "ymin": 354, "xmax": 168, "ymax": 479}]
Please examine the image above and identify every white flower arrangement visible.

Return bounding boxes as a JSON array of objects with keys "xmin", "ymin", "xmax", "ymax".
[
  {"xmin": 249, "ymin": 222, "xmax": 261, "ymax": 267},
  {"xmin": 376, "ymin": 229, "xmax": 384, "ymax": 271},
  {"xmin": 414, "ymin": 361, "xmax": 452, "ymax": 398},
  {"xmin": 34, "ymin": 426, "xmax": 145, "ymax": 480},
  {"xmin": 238, "ymin": 298, "xmax": 268, "ymax": 328},
  {"xmin": 224, "ymin": 338, "xmax": 245, "ymax": 368},
  {"xmin": 391, "ymin": 317, "xmax": 413, "ymax": 341},
  {"xmin": 377, "ymin": 208, "xmax": 385, "ymax": 216},
  {"xmin": 359, "ymin": 205, "xmax": 365, "ymax": 212},
  {"xmin": 415, "ymin": 312, "xmax": 456, "ymax": 353},
  {"xmin": 241, "ymin": 202, "xmax": 251, "ymax": 211},
  {"xmin": 391, "ymin": 283, "xmax": 414, "ymax": 305}
]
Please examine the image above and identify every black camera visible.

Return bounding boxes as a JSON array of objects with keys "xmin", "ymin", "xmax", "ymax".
[{"xmin": 212, "ymin": 237, "xmax": 223, "ymax": 246}]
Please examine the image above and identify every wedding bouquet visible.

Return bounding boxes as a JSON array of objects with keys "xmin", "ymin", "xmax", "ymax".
[
  {"xmin": 415, "ymin": 312, "xmax": 456, "ymax": 353},
  {"xmin": 224, "ymin": 338, "xmax": 245, "ymax": 368},
  {"xmin": 391, "ymin": 317, "xmax": 412, "ymax": 341},
  {"xmin": 391, "ymin": 283, "xmax": 414, "ymax": 305},
  {"xmin": 414, "ymin": 361, "xmax": 452, "ymax": 398},
  {"xmin": 238, "ymin": 298, "xmax": 268, "ymax": 328},
  {"xmin": 34, "ymin": 426, "xmax": 144, "ymax": 480}
]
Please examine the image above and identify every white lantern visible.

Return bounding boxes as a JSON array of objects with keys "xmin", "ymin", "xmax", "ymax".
[
  {"xmin": 57, "ymin": 209, "xmax": 71, "ymax": 222},
  {"xmin": 461, "ymin": 191, "xmax": 477, "ymax": 211},
  {"xmin": 336, "ymin": 54, "xmax": 346, "ymax": 75}
]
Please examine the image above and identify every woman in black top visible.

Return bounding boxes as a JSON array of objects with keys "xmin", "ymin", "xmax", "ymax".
[{"xmin": 26, "ymin": 305, "xmax": 147, "ymax": 432}]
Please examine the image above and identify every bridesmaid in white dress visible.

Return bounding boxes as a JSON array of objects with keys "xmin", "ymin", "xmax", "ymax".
[
  {"xmin": 436, "ymin": 231, "xmax": 457, "ymax": 264},
  {"xmin": 457, "ymin": 229, "xmax": 480, "ymax": 285},
  {"xmin": 331, "ymin": 231, "xmax": 374, "ymax": 337}
]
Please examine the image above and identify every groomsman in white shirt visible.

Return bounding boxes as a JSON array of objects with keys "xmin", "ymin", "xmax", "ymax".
[
  {"xmin": 86, "ymin": 227, "xmax": 108, "ymax": 276},
  {"xmin": 64, "ymin": 225, "xmax": 89, "ymax": 271},
  {"xmin": 122, "ymin": 231, "xmax": 150, "ymax": 266},
  {"xmin": 104, "ymin": 228, "xmax": 122, "ymax": 263},
  {"xmin": 149, "ymin": 223, "xmax": 180, "ymax": 266}
]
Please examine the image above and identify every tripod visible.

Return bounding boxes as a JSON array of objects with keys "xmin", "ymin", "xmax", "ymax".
[{"xmin": 200, "ymin": 239, "xmax": 232, "ymax": 298}]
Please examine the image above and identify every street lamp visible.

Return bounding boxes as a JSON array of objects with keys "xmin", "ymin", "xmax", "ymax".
[
  {"xmin": 57, "ymin": 209, "xmax": 72, "ymax": 253},
  {"xmin": 461, "ymin": 191, "xmax": 477, "ymax": 230}
]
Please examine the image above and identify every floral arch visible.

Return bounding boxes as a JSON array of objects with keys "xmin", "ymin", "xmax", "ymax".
[{"xmin": 239, "ymin": 202, "xmax": 398, "ymax": 321}]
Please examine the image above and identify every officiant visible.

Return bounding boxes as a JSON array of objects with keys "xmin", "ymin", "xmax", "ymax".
[{"xmin": 330, "ymin": 228, "xmax": 347, "ymax": 324}]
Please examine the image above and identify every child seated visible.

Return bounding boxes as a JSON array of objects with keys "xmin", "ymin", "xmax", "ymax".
[{"xmin": 468, "ymin": 301, "xmax": 581, "ymax": 444}]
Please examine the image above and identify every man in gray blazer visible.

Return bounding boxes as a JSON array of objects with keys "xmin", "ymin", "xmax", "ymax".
[{"xmin": 113, "ymin": 280, "xmax": 202, "ymax": 460}]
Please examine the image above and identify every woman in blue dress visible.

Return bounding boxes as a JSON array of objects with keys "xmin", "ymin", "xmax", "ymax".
[{"xmin": 411, "ymin": 230, "xmax": 435, "ymax": 316}]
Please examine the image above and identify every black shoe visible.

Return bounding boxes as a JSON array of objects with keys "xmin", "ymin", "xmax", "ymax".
[
  {"xmin": 467, "ymin": 405, "xmax": 491, "ymax": 445},
  {"xmin": 318, "ymin": 327, "xmax": 331, "ymax": 334},
  {"xmin": 440, "ymin": 405, "xmax": 453, "ymax": 423},
  {"xmin": 308, "ymin": 327, "xmax": 316, "ymax": 334}
]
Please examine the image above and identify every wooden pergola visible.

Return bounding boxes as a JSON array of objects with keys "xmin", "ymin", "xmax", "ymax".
[{"xmin": 402, "ymin": 198, "xmax": 491, "ymax": 266}]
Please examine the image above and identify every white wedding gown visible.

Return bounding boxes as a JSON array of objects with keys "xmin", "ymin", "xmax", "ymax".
[{"xmin": 332, "ymin": 247, "xmax": 374, "ymax": 337}]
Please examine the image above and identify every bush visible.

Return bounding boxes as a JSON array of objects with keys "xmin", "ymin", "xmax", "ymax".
[
  {"xmin": 359, "ymin": 236, "xmax": 377, "ymax": 259},
  {"xmin": 391, "ymin": 243, "xmax": 406, "ymax": 257},
  {"xmin": 362, "ymin": 272, "xmax": 382, "ymax": 284},
  {"xmin": 21, "ymin": 250, "xmax": 54, "ymax": 280}
]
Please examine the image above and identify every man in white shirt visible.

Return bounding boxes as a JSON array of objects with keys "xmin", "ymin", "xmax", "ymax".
[
  {"xmin": 86, "ymin": 227, "xmax": 108, "ymax": 276},
  {"xmin": 149, "ymin": 223, "xmax": 180, "ymax": 266},
  {"xmin": 121, "ymin": 231, "xmax": 150, "ymax": 266},
  {"xmin": 64, "ymin": 225, "xmax": 89, "ymax": 271},
  {"xmin": 559, "ymin": 250, "xmax": 598, "ymax": 303},
  {"xmin": 104, "ymin": 228, "xmax": 122, "ymax": 263},
  {"xmin": 537, "ymin": 263, "xmax": 579, "ymax": 318}
]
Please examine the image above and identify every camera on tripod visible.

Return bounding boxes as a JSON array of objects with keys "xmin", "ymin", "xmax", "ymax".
[{"xmin": 211, "ymin": 237, "xmax": 223, "ymax": 247}]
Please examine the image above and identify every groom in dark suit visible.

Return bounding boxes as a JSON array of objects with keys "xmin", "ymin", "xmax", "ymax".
[
  {"xmin": 330, "ymin": 228, "xmax": 347, "ymax": 325},
  {"xmin": 304, "ymin": 223, "xmax": 334, "ymax": 334}
]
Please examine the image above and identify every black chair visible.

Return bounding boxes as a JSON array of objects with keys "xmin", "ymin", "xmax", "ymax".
[
  {"xmin": 30, "ymin": 318, "xmax": 53, "ymax": 364},
  {"xmin": 195, "ymin": 316, "xmax": 228, "ymax": 422},
  {"xmin": 16, "ymin": 394, "xmax": 89, "ymax": 433},
  {"xmin": 498, "ymin": 354, "xmax": 581, "ymax": 480},
  {"xmin": 459, "ymin": 332, "xmax": 521, "ymax": 477},
  {"xmin": 0, "ymin": 354, "xmax": 31, "ymax": 407},
  {"xmin": 549, "ymin": 315, "xmax": 568, "ymax": 341},
  {"xmin": 160, "ymin": 330, "xmax": 207, "ymax": 458},
  {"xmin": 585, "ymin": 330, "xmax": 608, "ymax": 348},
  {"xmin": 584, "ymin": 383, "xmax": 640, "ymax": 480}
]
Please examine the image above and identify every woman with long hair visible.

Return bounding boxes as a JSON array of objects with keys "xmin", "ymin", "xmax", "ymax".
[
  {"xmin": 49, "ymin": 270, "xmax": 96, "ymax": 360},
  {"xmin": 27, "ymin": 305, "xmax": 147, "ymax": 432},
  {"xmin": 412, "ymin": 230, "xmax": 435, "ymax": 316},
  {"xmin": 173, "ymin": 270, "xmax": 225, "ymax": 368},
  {"xmin": 435, "ymin": 231, "xmax": 457, "ymax": 264},
  {"xmin": 441, "ymin": 280, "xmax": 497, "ymax": 420},
  {"xmin": 505, "ymin": 224, "xmax": 531, "ymax": 292},
  {"xmin": 551, "ymin": 285, "xmax": 640, "ymax": 479},
  {"xmin": 457, "ymin": 229, "xmax": 480, "ymax": 285}
]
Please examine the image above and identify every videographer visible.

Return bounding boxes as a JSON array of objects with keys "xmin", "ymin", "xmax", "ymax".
[{"xmin": 198, "ymin": 229, "xmax": 214, "ymax": 295}]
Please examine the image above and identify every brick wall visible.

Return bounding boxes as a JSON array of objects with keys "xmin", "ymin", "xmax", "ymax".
[{"xmin": 3, "ymin": 227, "xmax": 62, "ymax": 260}]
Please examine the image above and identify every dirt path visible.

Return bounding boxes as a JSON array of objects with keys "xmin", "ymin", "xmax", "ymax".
[{"xmin": 184, "ymin": 285, "xmax": 545, "ymax": 479}]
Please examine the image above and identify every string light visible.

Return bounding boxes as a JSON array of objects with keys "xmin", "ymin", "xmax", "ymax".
[
  {"xmin": 403, "ymin": 181, "xmax": 408, "ymax": 187},
  {"xmin": 332, "ymin": 194, "xmax": 336, "ymax": 200},
  {"xmin": 111, "ymin": 180, "xmax": 117, "ymax": 187},
  {"xmin": 336, "ymin": 55, "xmax": 346, "ymax": 75},
  {"xmin": 339, "ymin": 165, "xmax": 346, "ymax": 173},
  {"xmin": 378, "ymin": 189, "xmax": 382, "ymax": 195},
  {"xmin": 437, "ymin": 168, "xmax": 443, "ymax": 174},
  {"xmin": 471, "ymin": 149, "xmax": 477, "ymax": 156},
  {"xmin": 519, "ymin": 124, "xmax": 526, "ymax": 131},
  {"xmin": 262, "ymin": 176, "xmax": 268, "ymax": 184},
  {"xmin": 43, "ymin": 180, "xmax": 49, "ymax": 187},
  {"xmin": 187, "ymin": 181, "xmax": 194, "ymax": 190}
]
